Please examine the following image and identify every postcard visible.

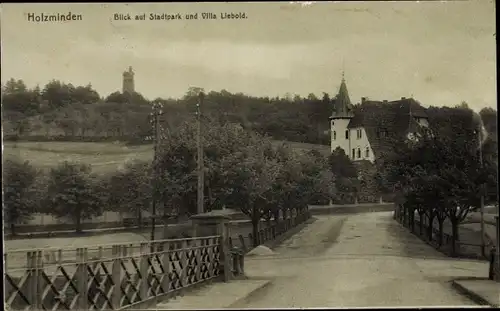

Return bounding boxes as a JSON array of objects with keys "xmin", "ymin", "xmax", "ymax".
[{"xmin": 2, "ymin": 2, "xmax": 498, "ymax": 310}]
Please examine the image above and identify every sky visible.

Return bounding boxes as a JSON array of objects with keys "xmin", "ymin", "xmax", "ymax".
[{"xmin": 1, "ymin": 1, "xmax": 497, "ymax": 111}]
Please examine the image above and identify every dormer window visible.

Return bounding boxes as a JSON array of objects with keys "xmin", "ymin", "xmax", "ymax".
[{"xmin": 377, "ymin": 129, "xmax": 388, "ymax": 138}]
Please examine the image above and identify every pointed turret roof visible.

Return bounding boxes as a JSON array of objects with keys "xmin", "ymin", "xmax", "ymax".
[{"xmin": 330, "ymin": 72, "xmax": 354, "ymax": 119}]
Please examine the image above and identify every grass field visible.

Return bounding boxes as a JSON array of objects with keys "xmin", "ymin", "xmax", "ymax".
[
  {"xmin": 3, "ymin": 141, "xmax": 154, "ymax": 174},
  {"xmin": 3, "ymin": 140, "xmax": 330, "ymax": 175}
]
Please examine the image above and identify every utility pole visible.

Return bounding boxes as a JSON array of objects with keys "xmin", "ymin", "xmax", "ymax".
[
  {"xmin": 479, "ymin": 125, "xmax": 486, "ymax": 258},
  {"xmin": 151, "ymin": 103, "xmax": 162, "ymax": 242},
  {"xmin": 197, "ymin": 92, "xmax": 205, "ymax": 215}
]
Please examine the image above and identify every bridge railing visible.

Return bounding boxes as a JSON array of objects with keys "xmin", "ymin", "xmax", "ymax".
[
  {"xmin": 4, "ymin": 236, "xmax": 224, "ymax": 310},
  {"xmin": 228, "ymin": 208, "xmax": 311, "ymax": 253}
]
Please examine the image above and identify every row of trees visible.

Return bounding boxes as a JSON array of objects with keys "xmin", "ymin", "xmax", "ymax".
[
  {"xmin": 2, "ymin": 79, "xmax": 334, "ymax": 144},
  {"xmin": 4, "ymin": 117, "xmax": 352, "ymax": 245},
  {"xmin": 384, "ymin": 104, "xmax": 498, "ymax": 256}
]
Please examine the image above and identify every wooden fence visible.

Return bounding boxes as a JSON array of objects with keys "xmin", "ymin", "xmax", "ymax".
[
  {"xmin": 4, "ymin": 236, "xmax": 224, "ymax": 310},
  {"xmin": 5, "ymin": 209, "xmax": 310, "ymax": 310},
  {"xmin": 394, "ymin": 205, "xmax": 495, "ymax": 260},
  {"xmin": 228, "ymin": 210, "xmax": 311, "ymax": 253}
]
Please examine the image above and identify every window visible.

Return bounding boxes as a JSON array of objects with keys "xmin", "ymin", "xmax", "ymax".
[
  {"xmin": 333, "ymin": 131, "xmax": 336, "ymax": 140},
  {"xmin": 357, "ymin": 148, "xmax": 361, "ymax": 159},
  {"xmin": 345, "ymin": 130, "xmax": 349, "ymax": 139},
  {"xmin": 357, "ymin": 129, "xmax": 362, "ymax": 139},
  {"xmin": 365, "ymin": 147, "xmax": 370, "ymax": 158},
  {"xmin": 377, "ymin": 129, "xmax": 388, "ymax": 138},
  {"xmin": 352, "ymin": 148, "xmax": 355, "ymax": 159}
]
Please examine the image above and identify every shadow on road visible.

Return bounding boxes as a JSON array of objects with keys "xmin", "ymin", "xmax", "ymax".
[
  {"xmin": 267, "ymin": 216, "xmax": 347, "ymax": 258},
  {"xmin": 384, "ymin": 216, "xmax": 449, "ymax": 260}
]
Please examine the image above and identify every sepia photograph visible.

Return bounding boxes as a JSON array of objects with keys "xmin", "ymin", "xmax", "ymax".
[{"xmin": 1, "ymin": 1, "xmax": 498, "ymax": 310}]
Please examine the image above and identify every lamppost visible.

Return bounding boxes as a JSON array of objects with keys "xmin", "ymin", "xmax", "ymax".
[
  {"xmin": 477, "ymin": 123, "xmax": 486, "ymax": 258},
  {"xmin": 196, "ymin": 92, "xmax": 205, "ymax": 215},
  {"xmin": 496, "ymin": 215, "xmax": 499, "ymax": 280},
  {"xmin": 149, "ymin": 101, "xmax": 164, "ymax": 242}
]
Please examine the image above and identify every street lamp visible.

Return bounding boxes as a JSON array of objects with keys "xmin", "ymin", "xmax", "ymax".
[
  {"xmin": 196, "ymin": 92, "xmax": 205, "ymax": 215},
  {"xmin": 150, "ymin": 101, "xmax": 164, "ymax": 243},
  {"xmin": 477, "ymin": 123, "xmax": 486, "ymax": 258}
]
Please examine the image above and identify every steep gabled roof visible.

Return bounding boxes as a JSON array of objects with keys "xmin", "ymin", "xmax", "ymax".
[
  {"xmin": 347, "ymin": 98, "xmax": 428, "ymax": 159},
  {"xmin": 391, "ymin": 97, "xmax": 428, "ymax": 118},
  {"xmin": 330, "ymin": 76, "xmax": 354, "ymax": 119}
]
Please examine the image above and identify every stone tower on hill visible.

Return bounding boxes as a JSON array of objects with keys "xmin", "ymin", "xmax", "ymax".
[{"xmin": 122, "ymin": 66, "xmax": 135, "ymax": 94}]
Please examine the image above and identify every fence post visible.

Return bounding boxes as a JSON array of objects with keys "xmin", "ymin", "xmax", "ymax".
[
  {"xmin": 496, "ymin": 216, "xmax": 499, "ymax": 281},
  {"xmin": 239, "ymin": 251, "xmax": 245, "ymax": 274},
  {"xmin": 191, "ymin": 213, "xmax": 233, "ymax": 282},
  {"xmin": 111, "ymin": 245, "xmax": 122, "ymax": 310},
  {"xmin": 36, "ymin": 251, "xmax": 43, "ymax": 309},
  {"xmin": 161, "ymin": 241, "xmax": 171, "ymax": 293},
  {"xmin": 180, "ymin": 240, "xmax": 188, "ymax": 286},
  {"xmin": 195, "ymin": 239, "xmax": 202, "ymax": 282},
  {"xmin": 239, "ymin": 235, "xmax": 246, "ymax": 253},
  {"xmin": 139, "ymin": 243, "xmax": 149, "ymax": 301},
  {"xmin": 222, "ymin": 221, "xmax": 231, "ymax": 281},
  {"xmin": 26, "ymin": 251, "xmax": 43, "ymax": 310},
  {"xmin": 76, "ymin": 248, "xmax": 89, "ymax": 310}
]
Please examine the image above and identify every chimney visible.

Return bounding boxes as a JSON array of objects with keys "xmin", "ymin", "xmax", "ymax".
[
  {"xmin": 401, "ymin": 97, "xmax": 406, "ymax": 100},
  {"xmin": 361, "ymin": 97, "xmax": 366, "ymax": 103}
]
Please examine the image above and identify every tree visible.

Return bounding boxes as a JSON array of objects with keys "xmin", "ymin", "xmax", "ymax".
[
  {"xmin": 185, "ymin": 86, "xmax": 205, "ymax": 98},
  {"xmin": 46, "ymin": 162, "xmax": 104, "ymax": 233},
  {"xmin": 307, "ymin": 93, "xmax": 318, "ymax": 101},
  {"xmin": 72, "ymin": 84, "xmax": 100, "ymax": 105},
  {"xmin": 301, "ymin": 150, "xmax": 336, "ymax": 205},
  {"xmin": 41, "ymin": 80, "xmax": 75, "ymax": 109},
  {"xmin": 3, "ymin": 111, "xmax": 32, "ymax": 137},
  {"xmin": 387, "ymin": 105, "xmax": 488, "ymax": 255},
  {"xmin": 2, "ymin": 78, "xmax": 40, "ymax": 115},
  {"xmin": 217, "ymin": 141, "xmax": 282, "ymax": 246},
  {"xmin": 156, "ymin": 119, "xmax": 198, "ymax": 217},
  {"xmin": 328, "ymin": 147, "xmax": 359, "ymax": 203},
  {"xmin": 40, "ymin": 110, "xmax": 59, "ymax": 136},
  {"xmin": 479, "ymin": 107, "xmax": 498, "ymax": 204},
  {"xmin": 104, "ymin": 91, "xmax": 128, "ymax": 104},
  {"xmin": 3, "ymin": 159, "xmax": 40, "ymax": 235},
  {"xmin": 108, "ymin": 161, "xmax": 152, "ymax": 226}
]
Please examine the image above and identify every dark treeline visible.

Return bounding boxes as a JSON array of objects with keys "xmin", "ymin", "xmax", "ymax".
[{"xmin": 2, "ymin": 79, "xmax": 333, "ymax": 145}]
